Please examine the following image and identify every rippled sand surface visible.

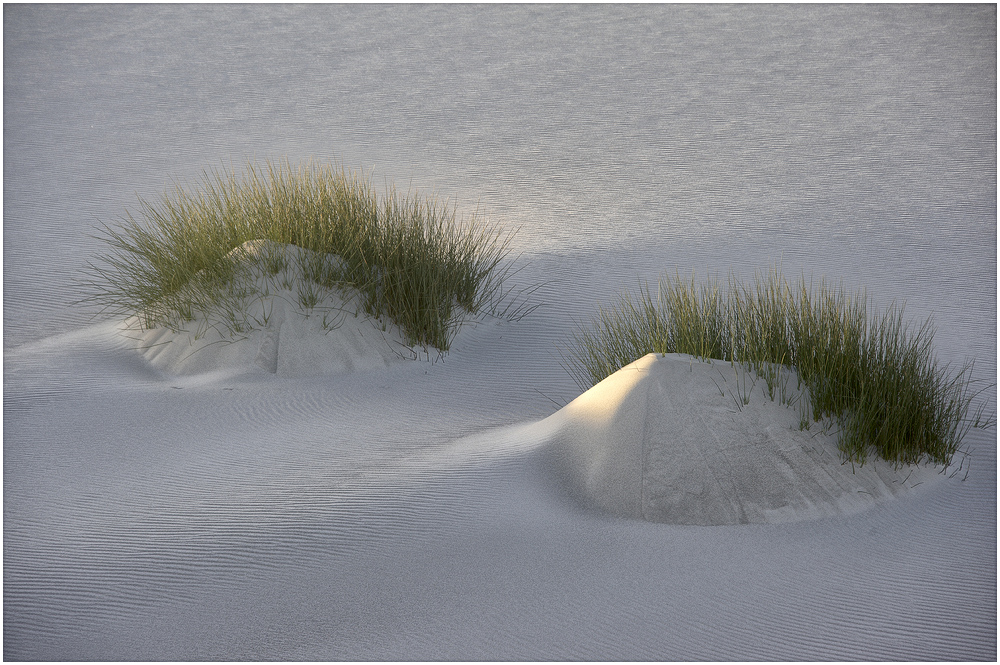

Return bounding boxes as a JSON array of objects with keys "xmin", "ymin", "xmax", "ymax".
[
  {"xmin": 5, "ymin": 314, "xmax": 996, "ymax": 660},
  {"xmin": 5, "ymin": 5, "xmax": 996, "ymax": 660}
]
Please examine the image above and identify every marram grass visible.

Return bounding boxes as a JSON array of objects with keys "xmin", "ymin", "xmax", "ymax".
[
  {"xmin": 563, "ymin": 269, "xmax": 995, "ymax": 467},
  {"xmin": 83, "ymin": 159, "xmax": 536, "ymax": 352}
]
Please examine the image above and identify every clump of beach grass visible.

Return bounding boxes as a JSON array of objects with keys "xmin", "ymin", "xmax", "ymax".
[
  {"xmin": 563, "ymin": 268, "xmax": 995, "ymax": 467},
  {"xmin": 82, "ymin": 159, "xmax": 536, "ymax": 352}
]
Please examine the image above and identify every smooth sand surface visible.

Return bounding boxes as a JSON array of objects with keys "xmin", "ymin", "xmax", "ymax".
[{"xmin": 4, "ymin": 308, "xmax": 994, "ymax": 660}]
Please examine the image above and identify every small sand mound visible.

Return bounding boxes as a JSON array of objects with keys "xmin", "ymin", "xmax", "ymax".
[
  {"xmin": 121, "ymin": 241, "xmax": 415, "ymax": 377},
  {"xmin": 545, "ymin": 353, "xmax": 943, "ymax": 525}
]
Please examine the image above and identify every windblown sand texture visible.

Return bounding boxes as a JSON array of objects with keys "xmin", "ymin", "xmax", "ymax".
[{"xmin": 6, "ymin": 311, "xmax": 990, "ymax": 660}]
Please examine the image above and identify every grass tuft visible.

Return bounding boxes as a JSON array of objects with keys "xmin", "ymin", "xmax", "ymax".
[
  {"xmin": 82, "ymin": 158, "xmax": 536, "ymax": 352},
  {"xmin": 562, "ymin": 268, "xmax": 995, "ymax": 467}
]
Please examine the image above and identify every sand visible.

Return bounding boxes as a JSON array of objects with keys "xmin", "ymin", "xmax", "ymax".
[
  {"xmin": 547, "ymin": 353, "xmax": 942, "ymax": 525},
  {"xmin": 132, "ymin": 273, "xmax": 942, "ymax": 528},
  {"xmin": 4, "ymin": 305, "xmax": 994, "ymax": 660},
  {"xmin": 124, "ymin": 241, "xmax": 417, "ymax": 377}
]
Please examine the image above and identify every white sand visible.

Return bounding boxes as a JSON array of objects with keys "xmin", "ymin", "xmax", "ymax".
[{"xmin": 4, "ymin": 306, "xmax": 994, "ymax": 660}]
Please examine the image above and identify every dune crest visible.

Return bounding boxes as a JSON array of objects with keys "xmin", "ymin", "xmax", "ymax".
[{"xmin": 546, "ymin": 353, "xmax": 943, "ymax": 525}]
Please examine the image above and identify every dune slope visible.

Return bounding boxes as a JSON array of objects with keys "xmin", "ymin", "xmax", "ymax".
[{"xmin": 546, "ymin": 353, "xmax": 942, "ymax": 525}]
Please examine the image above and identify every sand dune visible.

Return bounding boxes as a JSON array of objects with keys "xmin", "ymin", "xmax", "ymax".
[
  {"xmin": 123, "ymin": 241, "xmax": 418, "ymax": 377},
  {"xmin": 128, "ymin": 256, "xmax": 943, "ymax": 530},
  {"xmin": 546, "ymin": 353, "xmax": 942, "ymax": 525}
]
